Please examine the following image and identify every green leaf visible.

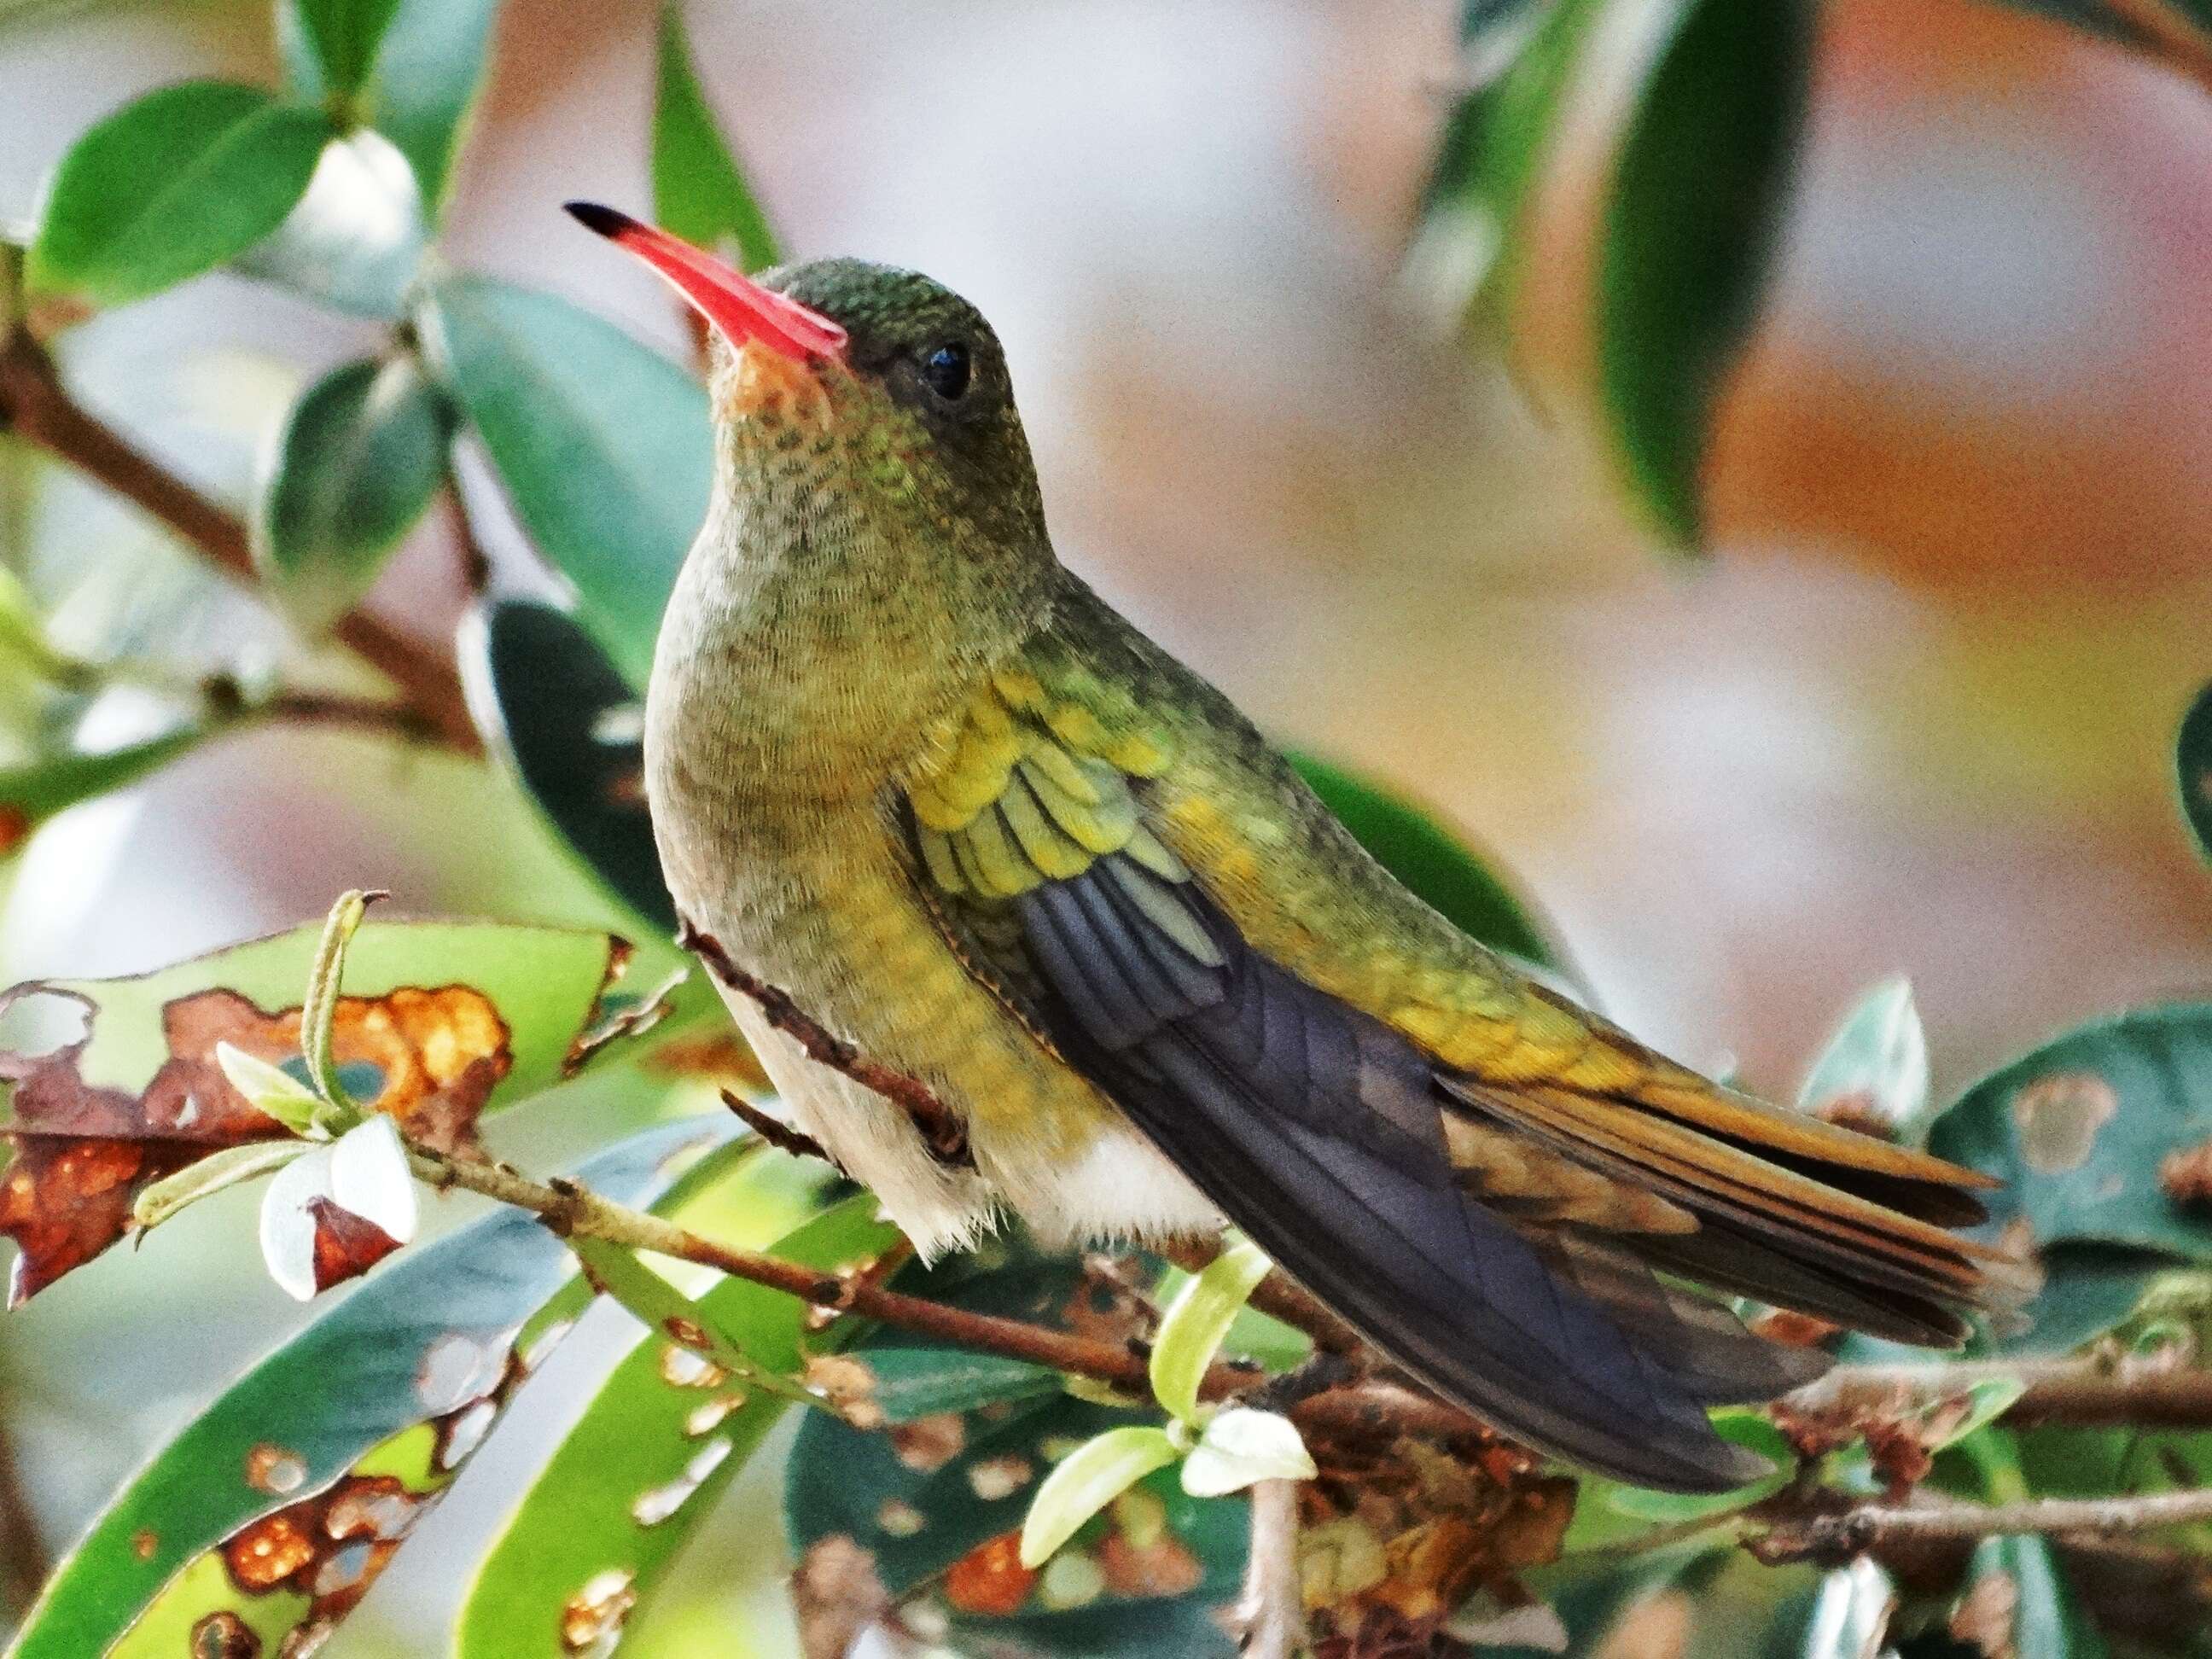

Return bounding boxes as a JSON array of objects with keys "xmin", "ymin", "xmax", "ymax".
[
  {"xmin": 1447, "ymin": 0, "xmax": 1610, "ymax": 304},
  {"xmin": 2178, "ymin": 678, "xmax": 2212, "ymax": 866},
  {"xmin": 300, "ymin": 888, "xmax": 381, "ymax": 1109},
  {"xmin": 1150, "ymin": 1236, "xmax": 1271, "ymax": 1425},
  {"xmin": 1021, "ymin": 1426, "xmax": 1180, "ymax": 1568},
  {"xmin": 1289, "ymin": 753, "xmax": 1564, "ymax": 970},
  {"xmin": 3, "ymin": 1115, "xmax": 740, "ymax": 1659},
  {"xmin": 457, "ymin": 1185, "xmax": 897, "ymax": 1656},
  {"xmin": 1975, "ymin": 1243, "xmax": 2178, "ymax": 1359},
  {"xmin": 27, "ymin": 81, "xmax": 332, "ymax": 306},
  {"xmin": 787, "ymin": 1249, "xmax": 1247, "ymax": 1647},
  {"xmin": 256, "ymin": 354, "xmax": 452, "ymax": 633},
  {"xmin": 1602, "ymin": 1411, "xmax": 1790, "ymax": 1523},
  {"xmin": 1795, "ymin": 975, "xmax": 1930, "ymax": 1140},
  {"xmin": 288, "ymin": 0, "xmax": 405, "ymax": 95},
  {"xmin": 1951, "ymin": 1535, "xmax": 2109, "ymax": 1658},
  {"xmin": 280, "ymin": 0, "xmax": 501, "ymax": 212},
  {"xmin": 1597, "ymin": 0, "xmax": 1814, "ymax": 545},
  {"xmin": 849, "ymin": 1346, "xmax": 1062, "ymax": 1425},
  {"xmin": 131, "ymin": 1139, "xmax": 309, "ymax": 1232},
  {"xmin": 421, "ymin": 275, "xmax": 709, "ymax": 687},
  {"xmin": 0, "ymin": 917, "xmax": 641, "ymax": 1296},
  {"xmin": 212, "ymin": 1040, "xmax": 329, "ymax": 1138},
  {"xmin": 0, "ymin": 721, "xmax": 204, "ymax": 851},
  {"xmin": 1928, "ymin": 1004, "xmax": 2212, "ymax": 1262},
  {"xmin": 653, "ymin": 1, "xmax": 780, "ymax": 271},
  {"xmin": 462, "ymin": 598, "xmax": 672, "ymax": 930}
]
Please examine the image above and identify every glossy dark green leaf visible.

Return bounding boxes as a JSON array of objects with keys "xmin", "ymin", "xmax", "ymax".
[
  {"xmin": 1289, "ymin": 753, "xmax": 1564, "ymax": 969},
  {"xmin": 288, "ymin": 0, "xmax": 404, "ymax": 94},
  {"xmin": 1598, "ymin": 0, "xmax": 1814, "ymax": 546},
  {"xmin": 653, "ymin": 1, "xmax": 780, "ymax": 272},
  {"xmin": 422, "ymin": 276, "xmax": 708, "ymax": 687},
  {"xmin": 457, "ymin": 1186, "xmax": 899, "ymax": 1656},
  {"xmin": 856, "ymin": 1347, "xmax": 1063, "ymax": 1425},
  {"xmin": 1442, "ymin": 0, "xmax": 1609, "ymax": 285},
  {"xmin": 257, "ymin": 354, "xmax": 453, "ymax": 632},
  {"xmin": 282, "ymin": 0, "xmax": 502, "ymax": 212},
  {"xmin": 787, "ymin": 1249, "xmax": 1247, "ymax": 1652},
  {"xmin": 0, "ymin": 721, "xmax": 202, "ymax": 852},
  {"xmin": 1975, "ymin": 1243, "xmax": 2172, "ymax": 1358},
  {"xmin": 3, "ymin": 1116, "xmax": 740, "ymax": 1659},
  {"xmin": 2178, "ymin": 678, "xmax": 2212, "ymax": 866},
  {"xmin": 1928, "ymin": 1004, "xmax": 2212, "ymax": 1261},
  {"xmin": 27, "ymin": 81, "xmax": 333, "ymax": 306},
  {"xmin": 463, "ymin": 598, "xmax": 672, "ymax": 931}
]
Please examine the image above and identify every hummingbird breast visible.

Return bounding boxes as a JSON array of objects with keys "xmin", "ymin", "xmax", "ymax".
[{"xmin": 643, "ymin": 529, "xmax": 1218, "ymax": 1256}]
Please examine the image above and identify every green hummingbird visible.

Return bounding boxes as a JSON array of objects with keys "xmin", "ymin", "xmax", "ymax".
[{"xmin": 566, "ymin": 201, "xmax": 2025, "ymax": 1493}]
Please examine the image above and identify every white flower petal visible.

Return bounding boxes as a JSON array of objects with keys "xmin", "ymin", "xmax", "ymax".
[
  {"xmin": 259, "ymin": 1143, "xmax": 338, "ymax": 1301},
  {"xmin": 1179, "ymin": 1407, "xmax": 1315, "ymax": 1498},
  {"xmin": 328, "ymin": 1115, "xmax": 417, "ymax": 1245}
]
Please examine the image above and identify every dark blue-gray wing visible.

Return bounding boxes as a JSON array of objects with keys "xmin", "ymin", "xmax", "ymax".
[{"xmin": 998, "ymin": 847, "xmax": 1790, "ymax": 1493}]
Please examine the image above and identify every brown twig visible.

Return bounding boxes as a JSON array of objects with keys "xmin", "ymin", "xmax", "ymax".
[
  {"xmin": 678, "ymin": 920, "xmax": 972, "ymax": 1167},
  {"xmin": 719, "ymin": 1086, "xmax": 837, "ymax": 1167},
  {"xmin": 407, "ymin": 1143, "xmax": 1255, "ymax": 1402},
  {"xmin": 0, "ymin": 329, "xmax": 480, "ymax": 754},
  {"xmin": 1784, "ymin": 1356, "xmax": 2212, "ymax": 1431},
  {"xmin": 1754, "ymin": 1486, "xmax": 2212, "ymax": 1567}
]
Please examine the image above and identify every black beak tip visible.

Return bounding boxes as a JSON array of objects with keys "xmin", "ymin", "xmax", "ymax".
[{"xmin": 563, "ymin": 200, "xmax": 636, "ymax": 240}]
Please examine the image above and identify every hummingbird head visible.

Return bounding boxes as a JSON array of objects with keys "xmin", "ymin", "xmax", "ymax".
[
  {"xmin": 566, "ymin": 202, "xmax": 1065, "ymax": 776},
  {"xmin": 564, "ymin": 202, "xmax": 1051, "ymax": 600}
]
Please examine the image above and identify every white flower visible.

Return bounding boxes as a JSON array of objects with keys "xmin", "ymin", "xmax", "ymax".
[{"xmin": 259, "ymin": 1114, "xmax": 417, "ymax": 1301}]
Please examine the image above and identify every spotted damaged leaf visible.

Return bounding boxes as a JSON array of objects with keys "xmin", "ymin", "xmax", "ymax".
[
  {"xmin": 1930, "ymin": 1004, "xmax": 2212, "ymax": 1269},
  {"xmin": 4, "ymin": 1116, "xmax": 742, "ymax": 1659},
  {"xmin": 457, "ymin": 1188, "xmax": 900, "ymax": 1656},
  {"xmin": 0, "ymin": 918, "xmax": 649, "ymax": 1302},
  {"xmin": 787, "ymin": 1249, "xmax": 1249, "ymax": 1656}
]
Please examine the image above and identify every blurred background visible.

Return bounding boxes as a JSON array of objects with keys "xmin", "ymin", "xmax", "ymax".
[{"xmin": 3, "ymin": 0, "xmax": 2210, "ymax": 1650}]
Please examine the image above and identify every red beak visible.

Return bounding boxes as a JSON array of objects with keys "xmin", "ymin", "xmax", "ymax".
[{"xmin": 563, "ymin": 201, "xmax": 847, "ymax": 364}]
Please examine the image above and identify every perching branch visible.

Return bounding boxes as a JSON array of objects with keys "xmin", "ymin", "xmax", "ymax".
[
  {"xmin": 405, "ymin": 1142, "xmax": 1257, "ymax": 1403},
  {"xmin": 1754, "ymin": 1485, "xmax": 2212, "ymax": 1567},
  {"xmin": 0, "ymin": 328, "xmax": 480, "ymax": 754}
]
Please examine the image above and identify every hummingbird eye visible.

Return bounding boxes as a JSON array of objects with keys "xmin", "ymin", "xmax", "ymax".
[{"xmin": 919, "ymin": 341, "xmax": 972, "ymax": 401}]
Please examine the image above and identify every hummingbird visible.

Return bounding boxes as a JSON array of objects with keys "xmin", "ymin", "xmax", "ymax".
[{"xmin": 566, "ymin": 201, "xmax": 2026, "ymax": 1493}]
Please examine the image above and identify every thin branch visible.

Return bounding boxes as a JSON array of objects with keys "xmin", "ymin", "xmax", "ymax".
[
  {"xmin": 1754, "ymin": 1486, "xmax": 2212, "ymax": 1566},
  {"xmin": 406, "ymin": 1144, "xmax": 1257, "ymax": 1402},
  {"xmin": 719, "ymin": 1086, "xmax": 837, "ymax": 1167},
  {"xmin": 1235, "ymin": 1479, "xmax": 1301, "ymax": 1659},
  {"xmin": 679, "ymin": 920, "xmax": 972, "ymax": 1167},
  {"xmin": 1787, "ymin": 1357, "xmax": 2212, "ymax": 1430},
  {"xmin": 0, "ymin": 330, "xmax": 480, "ymax": 754}
]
